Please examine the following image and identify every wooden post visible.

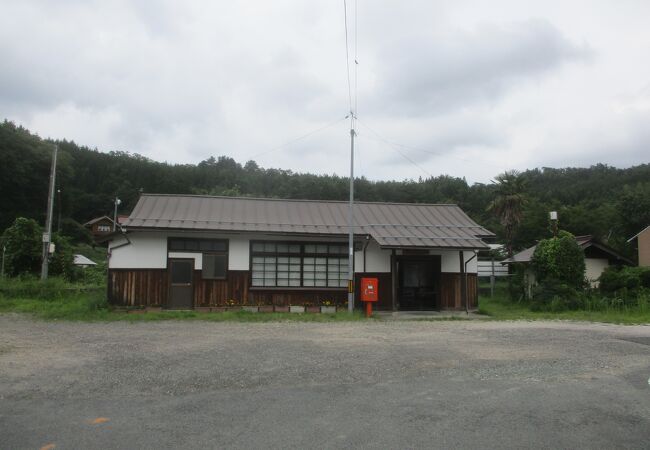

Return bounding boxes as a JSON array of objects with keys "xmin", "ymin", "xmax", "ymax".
[
  {"xmin": 391, "ymin": 249, "xmax": 397, "ymax": 311},
  {"xmin": 459, "ymin": 251, "xmax": 466, "ymax": 310},
  {"xmin": 490, "ymin": 256, "xmax": 495, "ymax": 297}
]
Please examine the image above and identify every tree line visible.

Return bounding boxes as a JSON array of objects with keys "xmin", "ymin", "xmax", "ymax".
[{"xmin": 1, "ymin": 119, "xmax": 648, "ymax": 259}]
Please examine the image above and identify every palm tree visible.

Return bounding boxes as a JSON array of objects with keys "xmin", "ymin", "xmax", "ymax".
[{"xmin": 488, "ymin": 171, "xmax": 526, "ymax": 257}]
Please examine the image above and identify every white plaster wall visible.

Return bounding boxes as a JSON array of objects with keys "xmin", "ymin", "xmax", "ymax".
[
  {"xmin": 354, "ymin": 240, "xmax": 391, "ymax": 273},
  {"xmin": 433, "ymin": 250, "xmax": 478, "ymax": 274},
  {"xmin": 109, "ymin": 230, "xmax": 480, "ymax": 274},
  {"xmin": 108, "ymin": 233, "xmax": 167, "ymax": 269},
  {"xmin": 168, "ymin": 252, "xmax": 201, "ymax": 269},
  {"xmin": 585, "ymin": 258, "xmax": 610, "ymax": 287}
]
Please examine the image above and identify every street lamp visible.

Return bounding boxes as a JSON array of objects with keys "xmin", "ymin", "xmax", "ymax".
[
  {"xmin": 549, "ymin": 211, "xmax": 558, "ymax": 237},
  {"xmin": 113, "ymin": 197, "xmax": 122, "ymax": 231}
]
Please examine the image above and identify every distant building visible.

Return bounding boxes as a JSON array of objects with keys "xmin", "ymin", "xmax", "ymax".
[
  {"xmin": 502, "ymin": 235, "xmax": 633, "ymax": 291},
  {"xmin": 84, "ymin": 215, "xmax": 128, "ymax": 238},
  {"xmin": 73, "ymin": 254, "xmax": 97, "ymax": 268},
  {"xmin": 628, "ymin": 226, "xmax": 650, "ymax": 267}
]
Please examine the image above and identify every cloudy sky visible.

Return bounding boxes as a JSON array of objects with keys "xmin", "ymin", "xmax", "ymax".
[{"xmin": 1, "ymin": 0, "xmax": 649, "ymax": 183}]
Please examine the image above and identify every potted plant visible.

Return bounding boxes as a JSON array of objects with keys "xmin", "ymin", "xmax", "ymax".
[
  {"xmin": 258, "ymin": 301, "xmax": 274, "ymax": 313},
  {"xmin": 224, "ymin": 299, "xmax": 241, "ymax": 312},
  {"xmin": 289, "ymin": 304, "xmax": 305, "ymax": 313},
  {"xmin": 304, "ymin": 300, "xmax": 320, "ymax": 313},
  {"xmin": 320, "ymin": 299, "xmax": 336, "ymax": 314}
]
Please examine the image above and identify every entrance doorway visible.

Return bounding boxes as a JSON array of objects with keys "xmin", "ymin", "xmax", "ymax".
[
  {"xmin": 168, "ymin": 259, "xmax": 194, "ymax": 309},
  {"xmin": 396, "ymin": 256, "xmax": 440, "ymax": 310}
]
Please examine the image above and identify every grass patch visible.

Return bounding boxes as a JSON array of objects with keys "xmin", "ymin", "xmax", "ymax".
[
  {"xmin": 479, "ymin": 293, "xmax": 650, "ymax": 325},
  {"xmin": 0, "ymin": 290, "xmax": 369, "ymax": 322}
]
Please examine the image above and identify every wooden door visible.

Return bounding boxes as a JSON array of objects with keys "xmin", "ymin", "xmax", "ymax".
[
  {"xmin": 168, "ymin": 259, "xmax": 194, "ymax": 309},
  {"xmin": 397, "ymin": 257, "xmax": 440, "ymax": 310}
]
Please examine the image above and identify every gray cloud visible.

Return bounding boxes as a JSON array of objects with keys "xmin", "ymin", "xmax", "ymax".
[
  {"xmin": 0, "ymin": 1, "xmax": 648, "ymax": 184},
  {"xmin": 371, "ymin": 19, "xmax": 592, "ymax": 116}
]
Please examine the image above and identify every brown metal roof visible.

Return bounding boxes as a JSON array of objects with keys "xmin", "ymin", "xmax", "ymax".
[{"xmin": 123, "ymin": 194, "xmax": 494, "ymax": 249}]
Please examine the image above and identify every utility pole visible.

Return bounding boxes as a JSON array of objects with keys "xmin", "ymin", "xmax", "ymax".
[
  {"xmin": 347, "ymin": 117, "xmax": 356, "ymax": 313},
  {"xmin": 113, "ymin": 197, "xmax": 121, "ymax": 231},
  {"xmin": 57, "ymin": 189, "xmax": 62, "ymax": 232},
  {"xmin": 41, "ymin": 144, "xmax": 58, "ymax": 281}
]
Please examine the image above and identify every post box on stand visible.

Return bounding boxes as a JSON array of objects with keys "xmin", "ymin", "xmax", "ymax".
[{"xmin": 360, "ymin": 277, "xmax": 378, "ymax": 317}]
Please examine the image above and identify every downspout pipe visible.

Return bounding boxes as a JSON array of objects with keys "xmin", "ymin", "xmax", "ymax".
[
  {"xmin": 464, "ymin": 251, "xmax": 478, "ymax": 314},
  {"xmin": 362, "ymin": 235, "xmax": 371, "ymax": 272},
  {"xmin": 106, "ymin": 228, "xmax": 132, "ymax": 304}
]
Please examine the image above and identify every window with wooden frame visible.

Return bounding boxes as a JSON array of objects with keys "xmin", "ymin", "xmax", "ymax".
[
  {"xmin": 168, "ymin": 238, "xmax": 228, "ymax": 280},
  {"xmin": 250, "ymin": 241, "xmax": 348, "ymax": 288}
]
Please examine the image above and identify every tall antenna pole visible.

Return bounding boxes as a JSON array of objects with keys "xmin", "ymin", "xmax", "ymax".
[
  {"xmin": 41, "ymin": 144, "xmax": 58, "ymax": 280},
  {"xmin": 347, "ymin": 116, "xmax": 356, "ymax": 313}
]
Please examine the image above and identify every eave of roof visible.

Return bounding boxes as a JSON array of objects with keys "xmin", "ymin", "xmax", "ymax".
[{"xmin": 628, "ymin": 225, "xmax": 650, "ymax": 242}]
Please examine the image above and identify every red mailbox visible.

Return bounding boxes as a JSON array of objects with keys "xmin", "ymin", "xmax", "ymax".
[
  {"xmin": 360, "ymin": 277, "xmax": 378, "ymax": 302},
  {"xmin": 360, "ymin": 277, "xmax": 378, "ymax": 317}
]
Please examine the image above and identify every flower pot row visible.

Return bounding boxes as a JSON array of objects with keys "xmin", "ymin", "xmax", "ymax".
[
  {"xmin": 122, "ymin": 306, "xmax": 341, "ymax": 313},
  {"xmin": 237, "ymin": 305, "xmax": 340, "ymax": 313}
]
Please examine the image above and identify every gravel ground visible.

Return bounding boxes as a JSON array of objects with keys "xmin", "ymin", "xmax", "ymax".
[{"xmin": 1, "ymin": 315, "xmax": 649, "ymax": 449}]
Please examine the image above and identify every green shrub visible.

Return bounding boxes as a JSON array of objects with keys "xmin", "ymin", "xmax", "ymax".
[
  {"xmin": 531, "ymin": 230, "xmax": 586, "ymax": 288},
  {"xmin": 1, "ymin": 217, "xmax": 42, "ymax": 276},
  {"xmin": 60, "ymin": 218, "xmax": 93, "ymax": 244},
  {"xmin": 599, "ymin": 266, "xmax": 650, "ymax": 298},
  {"xmin": 507, "ymin": 265, "xmax": 526, "ymax": 301},
  {"xmin": 0, "ymin": 275, "xmax": 103, "ymax": 299},
  {"xmin": 530, "ymin": 278, "xmax": 581, "ymax": 311}
]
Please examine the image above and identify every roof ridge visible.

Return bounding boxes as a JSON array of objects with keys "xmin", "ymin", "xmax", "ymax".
[{"xmin": 138, "ymin": 193, "xmax": 459, "ymax": 207}]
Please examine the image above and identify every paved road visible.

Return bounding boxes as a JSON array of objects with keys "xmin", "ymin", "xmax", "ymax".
[{"xmin": 1, "ymin": 315, "xmax": 649, "ymax": 449}]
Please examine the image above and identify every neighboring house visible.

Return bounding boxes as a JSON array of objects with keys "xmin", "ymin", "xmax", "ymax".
[
  {"xmin": 477, "ymin": 244, "xmax": 509, "ymax": 278},
  {"xmin": 627, "ymin": 225, "xmax": 650, "ymax": 267},
  {"xmin": 84, "ymin": 215, "xmax": 128, "ymax": 238},
  {"xmin": 502, "ymin": 235, "xmax": 633, "ymax": 292},
  {"xmin": 73, "ymin": 254, "xmax": 97, "ymax": 268},
  {"xmin": 105, "ymin": 194, "xmax": 495, "ymax": 311}
]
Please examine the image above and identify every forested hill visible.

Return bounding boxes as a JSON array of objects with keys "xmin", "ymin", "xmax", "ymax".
[{"xmin": 1, "ymin": 120, "xmax": 648, "ymax": 254}]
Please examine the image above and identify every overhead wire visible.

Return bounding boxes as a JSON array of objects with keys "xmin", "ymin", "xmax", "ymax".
[
  {"xmin": 244, "ymin": 116, "xmax": 349, "ymax": 161},
  {"xmin": 356, "ymin": 119, "xmax": 433, "ymax": 178},
  {"xmin": 342, "ymin": 0, "xmax": 353, "ymax": 117},
  {"xmin": 356, "ymin": 118, "xmax": 504, "ymax": 172}
]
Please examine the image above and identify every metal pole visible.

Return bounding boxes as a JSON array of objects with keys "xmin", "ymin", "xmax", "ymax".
[
  {"xmin": 57, "ymin": 189, "xmax": 62, "ymax": 232},
  {"xmin": 347, "ymin": 121, "xmax": 356, "ymax": 313},
  {"xmin": 113, "ymin": 197, "xmax": 121, "ymax": 231},
  {"xmin": 41, "ymin": 144, "xmax": 58, "ymax": 280}
]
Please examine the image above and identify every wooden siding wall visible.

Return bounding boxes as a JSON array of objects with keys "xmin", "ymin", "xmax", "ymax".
[
  {"xmin": 109, "ymin": 269, "xmax": 476, "ymax": 310},
  {"xmin": 440, "ymin": 273, "xmax": 478, "ymax": 309},
  {"xmin": 109, "ymin": 269, "xmax": 167, "ymax": 307},
  {"xmin": 194, "ymin": 270, "xmax": 249, "ymax": 306}
]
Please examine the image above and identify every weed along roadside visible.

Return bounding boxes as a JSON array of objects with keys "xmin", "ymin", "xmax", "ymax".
[
  {"xmin": 0, "ymin": 278, "xmax": 371, "ymax": 322},
  {"xmin": 478, "ymin": 279, "xmax": 650, "ymax": 325}
]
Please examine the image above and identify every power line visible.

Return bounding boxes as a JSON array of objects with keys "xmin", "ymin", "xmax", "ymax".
[
  {"xmin": 245, "ymin": 116, "xmax": 348, "ymax": 161},
  {"xmin": 356, "ymin": 119, "xmax": 433, "ymax": 178},
  {"xmin": 342, "ymin": 0, "xmax": 353, "ymax": 116},
  {"xmin": 354, "ymin": 0, "xmax": 358, "ymax": 117},
  {"xmin": 356, "ymin": 118, "xmax": 504, "ymax": 170}
]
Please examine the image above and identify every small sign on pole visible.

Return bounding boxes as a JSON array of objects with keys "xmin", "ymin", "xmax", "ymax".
[{"xmin": 42, "ymin": 233, "xmax": 50, "ymax": 243}]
